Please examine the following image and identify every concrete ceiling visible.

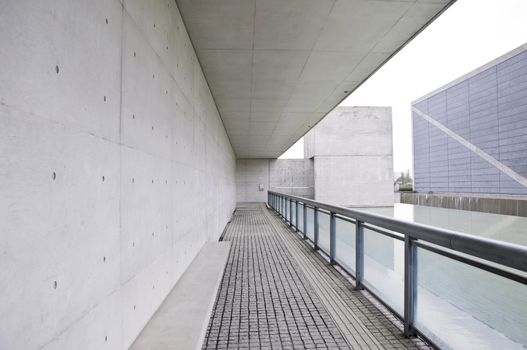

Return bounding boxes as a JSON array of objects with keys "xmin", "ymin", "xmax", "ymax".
[{"xmin": 177, "ymin": 0, "xmax": 454, "ymax": 158}]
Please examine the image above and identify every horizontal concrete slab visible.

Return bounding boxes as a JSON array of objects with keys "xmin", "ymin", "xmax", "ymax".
[{"xmin": 130, "ymin": 241, "xmax": 231, "ymax": 350}]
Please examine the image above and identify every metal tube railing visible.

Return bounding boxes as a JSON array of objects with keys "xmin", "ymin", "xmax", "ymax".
[
  {"xmin": 267, "ymin": 190, "xmax": 527, "ymax": 341},
  {"xmin": 268, "ymin": 191, "xmax": 527, "ymax": 272}
]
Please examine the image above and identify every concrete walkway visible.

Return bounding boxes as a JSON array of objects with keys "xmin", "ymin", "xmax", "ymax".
[{"xmin": 203, "ymin": 204, "xmax": 432, "ymax": 350}]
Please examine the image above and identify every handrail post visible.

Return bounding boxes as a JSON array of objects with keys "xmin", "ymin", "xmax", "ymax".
[
  {"xmin": 355, "ymin": 220, "xmax": 364, "ymax": 290},
  {"xmin": 303, "ymin": 204, "xmax": 307, "ymax": 240},
  {"xmin": 295, "ymin": 200, "xmax": 299, "ymax": 231},
  {"xmin": 404, "ymin": 235, "xmax": 417, "ymax": 338},
  {"xmin": 289, "ymin": 199, "xmax": 293, "ymax": 226},
  {"xmin": 314, "ymin": 207, "xmax": 319, "ymax": 250},
  {"xmin": 330, "ymin": 212, "xmax": 336, "ymax": 265}
]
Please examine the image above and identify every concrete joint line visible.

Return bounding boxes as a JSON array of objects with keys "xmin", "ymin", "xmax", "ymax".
[{"xmin": 412, "ymin": 106, "xmax": 527, "ymax": 189}]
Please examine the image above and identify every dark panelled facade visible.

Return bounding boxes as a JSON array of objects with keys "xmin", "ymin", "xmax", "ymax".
[{"xmin": 413, "ymin": 47, "xmax": 527, "ymax": 195}]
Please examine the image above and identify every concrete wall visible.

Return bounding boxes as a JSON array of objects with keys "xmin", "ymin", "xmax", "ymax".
[
  {"xmin": 413, "ymin": 44, "xmax": 527, "ymax": 195},
  {"xmin": 305, "ymin": 106, "xmax": 394, "ymax": 207},
  {"xmin": 0, "ymin": 1, "xmax": 236, "ymax": 350},
  {"xmin": 269, "ymin": 159, "xmax": 315, "ymax": 198},
  {"xmin": 236, "ymin": 159, "xmax": 270, "ymax": 202},
  {"xmin": 236, "ymin": 159, "xmax": 314, "ymax": 202},
  {"xmin": 401, "ymin": 192, "xmax": 527, "ymax": 217}
]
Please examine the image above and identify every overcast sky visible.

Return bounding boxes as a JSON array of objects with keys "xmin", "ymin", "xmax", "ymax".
[{"xmin": 280, "ymin": 0, "xmax": 527, "ymax": 174}]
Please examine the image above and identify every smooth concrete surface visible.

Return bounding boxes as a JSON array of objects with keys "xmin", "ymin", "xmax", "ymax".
[
  {"xmin": 305, "ymin": 106, "xmax": 394, "ymax": 207},
  {"xmin": 176, "ymin": 0, "xmax": 454, "ymax": 158},
  {"xmin": 236, "ymin": 159, "xmax": 270, "ymax": 202},
  {"xmin": 269, "ymin": 159, "xmax": 315, "ymax": 198},
  {"xmin": 0, "ymin": 1, "xmax": 235, "ymax": 349},
  {"xmin": 314, "ymin": 156, "xmax": 394, "ymax": 207},
  {"xmin": 236, "ymin": 159, "xmax": 314, "ymax": 202},
  {"xmin": 130, "ymin": 241, "xmax": 231, "ymax": 350},
  {"xmin": 401, "ymin": 192, "xmax": 527, "ymax": 217}
]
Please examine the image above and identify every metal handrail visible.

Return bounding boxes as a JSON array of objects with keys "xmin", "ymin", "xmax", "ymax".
[
  {"xmin": 269, "ymin": 191, "xmax": 527, "ymax": 273},
  {"xmin": 267, "ymin": 190, "xmax": 527, "ymax": 341}
]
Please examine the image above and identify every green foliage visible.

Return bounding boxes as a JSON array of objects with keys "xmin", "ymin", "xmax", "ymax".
[
  {"xmin": 396, "ymin": 169, "xmax": 413, "ymax": 185},
  {"xmin": 399, "ymin": 183, "xmax": 413, "ymax": 191}
]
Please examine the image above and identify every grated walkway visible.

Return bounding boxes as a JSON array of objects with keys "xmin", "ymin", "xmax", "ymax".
[{"xmin": 203, "ymin": 204, "xmax": 432, "ymax": 350}]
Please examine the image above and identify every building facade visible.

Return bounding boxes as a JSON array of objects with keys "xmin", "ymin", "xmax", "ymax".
[
  {"xmin": 235, "ymin": 106, "xmax": 394, "ymax": 207},
  {"xmin": 413, "ymin": 44, "xmax": 527, "ymax": 195},
  {"xmin": 305, "ymin": 106, "xmax": 394, "ymax": 207}
]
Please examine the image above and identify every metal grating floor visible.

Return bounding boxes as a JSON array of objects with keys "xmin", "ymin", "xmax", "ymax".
[{"xmin": 203, "ymin": 204, "xmax": 432, "ymax": 350}]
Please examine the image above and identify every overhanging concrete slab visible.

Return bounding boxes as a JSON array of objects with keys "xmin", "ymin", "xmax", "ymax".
[{"xmin": 176, "ymin": 0, "xmax": 455, "ymax": 158}]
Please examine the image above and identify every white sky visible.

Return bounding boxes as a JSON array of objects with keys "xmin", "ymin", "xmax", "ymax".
[{"xmin": 279, "ymin": 0, "xmax": 527, "ymax": 174}]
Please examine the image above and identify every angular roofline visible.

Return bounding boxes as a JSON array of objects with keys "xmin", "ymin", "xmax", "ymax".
[{"xmin": 412, "ymin": 42, "xmax": 527, "ymax": 105}]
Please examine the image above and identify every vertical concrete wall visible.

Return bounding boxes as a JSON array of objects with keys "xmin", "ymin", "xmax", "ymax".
[
  {"xmin": 0, "ymin": 1, "xmax": 236, "ymax": 350},
  {"xmin": 236, "ymin": 159, "xmax": 270, "ymax": 202},
  {"xmin": 305, "ymin": 106, "xmax": 394, "ymax": 207},
  {"xmin": 401, "ymin": 192, "xmax": 527, "ymax": 217},
  {"xmin": 413, "ymin": 44, "xmax": 527, "ymax": 195},
  {"xmin": 236, "ymin": 159, "xmax": 314, "ymax": 202},
  {"xmin": 269, "ymin": 159, "xmax": 315, "ymax": 198}
]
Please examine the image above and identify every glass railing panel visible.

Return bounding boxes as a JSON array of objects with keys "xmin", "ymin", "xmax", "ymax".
[
  {"xmin": 285, "ymin": 199, "xmax": 289, "ymax": 220},
  {"xmin": 415, "ymin": 247, "xmax": 527, "ymax": 349},
  {"xmin": 297, "ymin": 203, "xmax": 304, "ymax": 233},
  {"xmin": 305, "ymin": 207, "xmax": 314, "ymax": 241},
  {"xmin": 317, "ymin": 211, "xmax": 331, "ymax": 254},
  {"xmin": 363, "ymin": 227, "xmax": 404, "ymax": 316},
  {"xmin": 335, "ymin": 218, "xmax": 356, "ymax": 274}
]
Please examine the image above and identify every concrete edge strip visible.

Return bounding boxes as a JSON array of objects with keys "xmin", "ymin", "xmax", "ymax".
[
  {"xmin": 280, "ymin": 234, "xmax": 380, "ymax": 346},
  {"xmin": 275, "ymin": 229, "xmax": 372, "ymax": 337},
  {"xmin": 412, "ymin": 106, "xmax": 527, "ymax": 189},
  {"xmin": 281, "ymin": 233, "xmax": 383, "ymax": 347},
  {"xmin": 195, "ymin": 242, "xmax": 232, "ymax": 350},
  {"xmin": 261, "ymin": 205, "xmax": 382, "ymax": 348},
  {"xmin": 260, "ymin": 208, "xmax": 356, "ymax": 344}
]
